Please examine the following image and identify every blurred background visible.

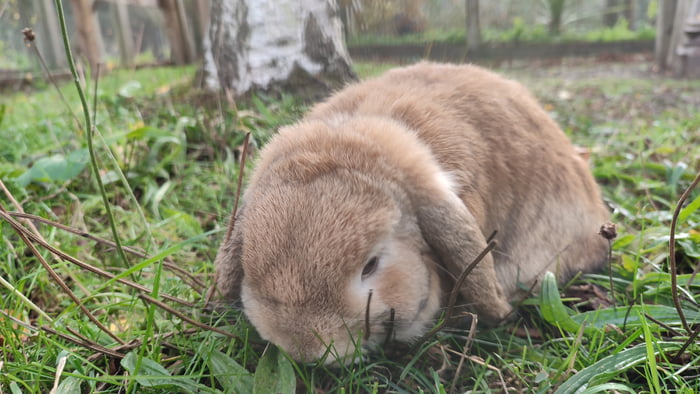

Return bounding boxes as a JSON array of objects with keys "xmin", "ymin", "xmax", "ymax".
[{"xmin": 1, "ymin": 0, "xmax": 698, "ymax": 85}]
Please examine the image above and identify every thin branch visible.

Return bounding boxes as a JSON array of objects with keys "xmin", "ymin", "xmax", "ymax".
[
  {"xmin": 137, "ymin": 293, "xmax": 241, "ymax": 341},
  {"xmin": 443, "ymin": 349, "xmax": 508, "ymax": 393},
  {"xmin": 8, "ymin": 211, "xmax": 145, "ymax": 254},
  {"xmin": 7, "ymin": 211, "xmax": 206, "ymax": 291},
  {"xmin": 42, "ymin": 326, "xmax": 125, "ymax": 359},
  {"xmin": 414, "ymin": 240, "xmax": 497, "ymax": 347},
  {"xmin": 86, "ymin": 328, "xmax": 197, "ymax": 362},
  {"xmin": 449, "ymin": 312, "xmax": 477, "ymax": 393},
  {"xmin": 644, "ymin": 313, "xmax": 683, "ymax": 337},
  {"xmin": 0, "ymin": 274, "xmax": 53, "ymax": 322},
  {"xmin": 0, "ymin": 209, "xmax": 192, "ymax": 307},
  {"xmin": 0, "ymin": 309, "xmax": 125, "ymax": 359},
  {"xmin": 674, "ymin": 323, "xmax": 700, "ymax": 361},
  {"xmin": 206, "ymin": 132, "xmax": 252, "ymax": 305},
  {"xmin": 0, "ymin": 203, "xmax": 124, "ymax": 344},
  {"xmin": 225, "ymin": 132, "xmax": 251, "ymax": 242},
  {"xmin": 0, "ymin": 208, "xmax": 242, "ymax": 342},
  {"xmin": 669, "ymin": 170, "xmax": 700, "ymax": 332}
]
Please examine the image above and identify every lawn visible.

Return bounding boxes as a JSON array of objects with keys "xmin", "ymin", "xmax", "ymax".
[{"xmin": 0, "ymin": 56, "xmax": 699, "ymax": 393}]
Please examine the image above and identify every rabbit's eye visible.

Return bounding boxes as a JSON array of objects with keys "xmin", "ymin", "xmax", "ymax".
[{"xmin": 362, "ymin": 257, "xmax": 379, "ymax": 278}]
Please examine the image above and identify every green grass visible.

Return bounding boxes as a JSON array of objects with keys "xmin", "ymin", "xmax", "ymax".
[
  {"xmin": 348, "ymin": 19, "xmax": 656, "ymax": 47},
  {"xmin": 1, "ymin": 58, "xmax": 699, "ymax": 393}
]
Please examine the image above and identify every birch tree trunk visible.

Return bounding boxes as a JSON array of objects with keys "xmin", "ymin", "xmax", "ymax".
[
  {"xmin": 201, "ymin": 0, "xmax": 356, "ymax": 97},
  {"xmin": 465, "ymin": 0, "xmax": 481, "ymax": 51}
]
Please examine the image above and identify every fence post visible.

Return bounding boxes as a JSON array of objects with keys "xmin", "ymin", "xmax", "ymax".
[
  {"xmin": 114, "ymin": 1, "xmax": 135, "ymax": 67},
  {"xmin": 38, "ymin": 0, "xmax": 66, "ymax": 68},
  {"xmin": 69, "ymin": 0, "xmax": 104, "ymax": 71},
  {"xmin": 159, "ymin": 0, "xmax": 195, "ymax": 64}
]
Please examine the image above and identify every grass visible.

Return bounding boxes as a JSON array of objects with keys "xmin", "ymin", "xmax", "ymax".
[
  {"xmin": 1, "ymin": 56, "xmax": 699, "ymax": 392},
  {"xmin": 347, "ymin": 19, "xmax": 656, "ymax": 47}
]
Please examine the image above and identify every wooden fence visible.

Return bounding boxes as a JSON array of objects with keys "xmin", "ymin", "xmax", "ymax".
[{"xmin": 3, "ymin": 0, "xmax": 208, "ymax": 73}]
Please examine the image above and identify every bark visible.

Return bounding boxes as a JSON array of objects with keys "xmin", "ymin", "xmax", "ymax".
[
  {"xmin": 191, "ymin": 0, "xmax": 211, "ymax": 56},
  {"xmin": 604, "ymin": 0, "xmax": 623, "ymax": 27},
  {"xmin": 201, "ymin": 0, "xmax": 356, "ymax": 98},
  {"xmin": 547, "ymin": 0, "xmax": 565, "ymax": 35},
  {"xmin": 655, "ymin": 0, "xmax": 678, "ymax": 70},
  {"xmin": 465, "ymin": 0, "xmax": 481, "ymax": 51},
  {"xmin": 36, "ymin": 0, "xmax": 67, "ymax": 68},
  {"xmin": 159, "ymin": 0, "xmax": 196, "ymax": 64},
  {"xmin": 626, "ymin": 0, "xmax": 636, "ymax": 30},
  {"xmin": 69, "ymin": 0, "xmax": 103, "ymax": 70},
  {"xmin": 114, "ymin": 2, "xmax": 134, "ymax": 66},
  {"xmin": 666, "ymin": 0, "xmax": 692, "ymax": 74}
]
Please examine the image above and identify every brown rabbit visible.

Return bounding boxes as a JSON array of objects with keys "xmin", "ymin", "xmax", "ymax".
[{"xmin": 212, "ymin": 62, "xmax": 610, "ymax": 363}]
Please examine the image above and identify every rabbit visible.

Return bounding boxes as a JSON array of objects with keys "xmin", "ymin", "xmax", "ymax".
[{"xmin": 212, "ymin": 62, "xmax": 610, "ymax": 363}]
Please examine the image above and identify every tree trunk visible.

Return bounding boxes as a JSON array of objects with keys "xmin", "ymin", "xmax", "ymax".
[
  {"xmin": 656, "ymin": 0, "xmax": 678, "ymax": 70},
  {"xmin": 548, "ymin": 0, "xmax": 566, "ymax": 35},
  {"xmin": 625, "ymin": 0, "xmax": 636, "ymax": 30},
  {"xmin": 69, "ymin": 0, "xmax": 103, "ymax": 71},
  {"xmin": 32, "ymin": 0, "xmax": 66, "ymax": 68},
  {"xmin": 604, "ymin": 0, "xmax": 622, "ymax": 27},
  {"xmin": 201, "ymin": 0, "xmax": 356, "ymax": 98},
  {"xmin": 159, "ymin": 0, "xmax": 196, "ymax": 64},
  {"xmin": 338, "ymin": 0, "xmax": 356, "ymax": 40},
  {"xmin": 191, "ymin": 0, "xmax": 211, "ymax": 56},
  {"xmin": 666, "ymin": 0, "xmax": 692, "ymax": 74},
  {"xmin": 465, "ymin": 0, "xmax": 481, "ymax": 51},
  {"xmin": 114, "ymin": 2, "xmax": 134, "ymax": 67}
]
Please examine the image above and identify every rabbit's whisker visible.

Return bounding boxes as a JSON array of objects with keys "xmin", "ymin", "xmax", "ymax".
[
  {"xmin": 364, "ymin": 289, "xmax": 373, "ymax": 341},
  {"xmin": 383, "ymin": 308, "xmax": 396, "ymax": 345}
]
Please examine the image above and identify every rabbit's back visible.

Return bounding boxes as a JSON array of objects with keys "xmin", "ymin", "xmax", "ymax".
[{"xmin": 308, "ymin": 62, "xmax": 610, "ymax": 297}]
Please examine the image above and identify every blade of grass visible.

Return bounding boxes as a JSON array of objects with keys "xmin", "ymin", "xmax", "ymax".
[
  {"xmin": 52, "ymin": 0, "xmax": 133, "ymax": 276},
  {"xmin": 554, "ymin": 342, "xmax": 681, "ymax": 394},
  {"xmin": 639, "ymin": 312, "xmax": 661, "ymax": 394}
]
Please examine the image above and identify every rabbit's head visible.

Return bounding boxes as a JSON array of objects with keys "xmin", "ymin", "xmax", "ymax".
[{"xmin": 213, "ymin": 116, "xmax": 509, "ymax": 363}]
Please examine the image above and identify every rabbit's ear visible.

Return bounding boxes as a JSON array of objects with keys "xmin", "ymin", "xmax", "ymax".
[
  {"xmin": 415, "ymin": 192, "xmax": 513, "ymax": 324},
  {"xmin": 211, "ymin": 211, "xmax": 245, "ymax": 303}
]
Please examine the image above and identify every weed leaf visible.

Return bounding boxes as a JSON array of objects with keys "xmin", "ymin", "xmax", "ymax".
[
  {"xmin": 9, "ymin": 382, "xmax": 22, "ymax": 394},
  {"xmin": 676, "ymin": 237, "xmax": 700, "ymax": 258},
  {"xmin": 56, "ymin": 373, "xmax": 83, "ymax": 393},
  {"xmin": 679, "ymin": 192, "xmax": 700, "ymax": 222},
  {"xmin": 208, "ymin": 349, "xmax": 254, "ymax": 394},
  {"xmin": 554, "ymin": 342, "xmax": 680, "ymax": 394},
  {"xmin": 120, "ymin": 350, "xmax": 200, "ymax": 391},
  {"xmin": 126, "ymin": 125, "xmax": 173, "ymax": 140},
  {"xmin": 580, "ymin": 382, "xmax": 637, "ymax": 393},
  {"xmin": 253, "ymin": 345, "xmax": 296, "ymax": 394},
  {"xmin": 118, "ymin": 80, "xmax": 142, "ymax": 98},
  {"xmin": 540, "ymin": 271, "xmax": 583, "ymax": 333},
  {"xmin": 571, "ymin": 304, "xmax": 700, "ymax": 329},
  {"xmin": 16, "ymin": 149, "xmax": 89, "ymax": 187}
]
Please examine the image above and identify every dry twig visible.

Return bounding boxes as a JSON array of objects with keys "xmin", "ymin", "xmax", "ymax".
[
  {"xmin": 7, "ymin": 211, "xmax": 206, "ymax": 291},
  {"xmin": 416, "ymin": 239, "xmax": 498, "ymax": 346},
  {"xmin": 669, "ymin": 170, "xmax": 700, "ymax": 332},
  {"xmin": 0, "ymin": 208, "xmax": 193, "ymax": 307},
  {"xmin": 449, "ymin": 312, "xmax": 478, "ymax": 393},
  {"xmin": 0, "ymin": 203, "xmax": 125, "ymax": 344}
]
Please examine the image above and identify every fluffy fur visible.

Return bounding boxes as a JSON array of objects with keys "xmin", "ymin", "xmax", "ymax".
[{"xmin": 212, "ymin": 62, "xmax": 610, "ymax": 362}]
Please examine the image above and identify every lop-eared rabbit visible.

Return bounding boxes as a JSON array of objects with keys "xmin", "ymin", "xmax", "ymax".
[{"xmin": 212, "ymin": 62, "xmax": 609, "ymax": 363}]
